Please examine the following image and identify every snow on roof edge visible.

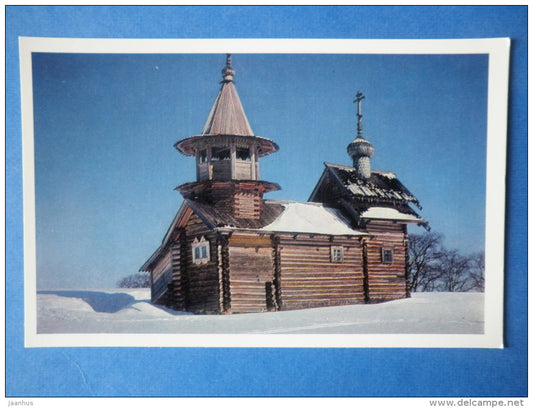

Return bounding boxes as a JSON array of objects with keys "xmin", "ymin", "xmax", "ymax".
[{"xmin": 360, "ymin": 207, "xmax": 423, "ymax": 223}]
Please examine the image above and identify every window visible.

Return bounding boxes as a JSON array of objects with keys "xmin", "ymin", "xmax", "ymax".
[
  {"xmin": 331, "ymin": 246, "xmax": 344, "ymax": 263},
  {"xmin": 236, "ymin": 147, "xmax": 251, "ymax": 160},
  {"xmin": 382, "ymin": 248, "xmax": 393, "ymax": 264},
  {"xmin": 192, "ymin": 236, "xmax": 210, "ymax": 264},
  {"xmin": 211, "ymin": 147, "xmax": 230, "ymax": 161}
]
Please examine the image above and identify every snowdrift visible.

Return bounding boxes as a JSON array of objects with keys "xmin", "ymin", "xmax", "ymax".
[{"xmin": 36, "ymin": 289, "xmax": 483, "ymax": 335}]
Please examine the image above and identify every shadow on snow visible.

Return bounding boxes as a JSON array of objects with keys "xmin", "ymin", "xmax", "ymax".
[
  {"xmin": 38, "ymin": 290, "xmax": 139, "ymax": 313},
  {"xmin": 37, "ymin": 290, "xmax": 191, "ymax": 315}
]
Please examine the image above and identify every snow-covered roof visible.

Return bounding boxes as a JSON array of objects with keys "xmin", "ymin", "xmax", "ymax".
[
  {"xmin": 360, "ymin": 207, "xmax": 423, "ymax": 223},
  {"xmin": 261, "ymin": 201, "xmax": 365, "ymax": 236}
]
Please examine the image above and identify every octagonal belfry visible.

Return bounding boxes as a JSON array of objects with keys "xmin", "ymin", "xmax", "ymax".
[{"xmin": 174, "ymin": 54, "xmax": 280, "ymax": 219}]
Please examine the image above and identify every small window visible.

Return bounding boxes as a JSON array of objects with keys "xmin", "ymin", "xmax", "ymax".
[
  {"xmin": 331, "ymin": 246, "xmax": 344, "ymax": 263},
  {"xmin": 382, "ymin": 248, "xmax": 393, "ymax": 264},
  {"xmin": 192, "ymin": 236, "xmax": 210, "ymax": 264}
]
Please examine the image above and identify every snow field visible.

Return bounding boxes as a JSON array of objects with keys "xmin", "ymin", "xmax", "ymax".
[{"xmin": 36, "ymin": 289, "xmax": 484, "ymax": 335}]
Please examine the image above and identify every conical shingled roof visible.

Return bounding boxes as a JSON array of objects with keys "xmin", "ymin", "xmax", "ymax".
[
  {"xmin": 175, "ymin": 55, "xmax": 279, "ymax": 157},
  {"xmin": 201, "ymin": 55, "xmax": 254, "ymax": 136}
]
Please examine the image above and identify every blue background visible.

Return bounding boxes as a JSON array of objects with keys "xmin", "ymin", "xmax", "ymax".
[{"xmin": 6, "ymin": 6, "xmax": 527, "ymax": 397}]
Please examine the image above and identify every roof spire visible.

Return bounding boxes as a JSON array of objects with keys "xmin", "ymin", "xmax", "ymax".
[
  {"xmin": 353, "ymin": 91, "xmax": 365, "ymax": 139},
  {"xmin": 200, "ymin": 54, "xmax": 253, "ymax": 136},
  {"xmin": 221, "ymin": 53, "xmax": 235, "ymax": 82}
]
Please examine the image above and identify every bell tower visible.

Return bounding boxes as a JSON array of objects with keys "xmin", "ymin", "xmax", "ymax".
[{"xmin": 174, "ymin": 54, "xmax": 280, "ymax": 219}]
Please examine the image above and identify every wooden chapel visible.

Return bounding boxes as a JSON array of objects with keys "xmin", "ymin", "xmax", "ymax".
[{"xmin": 140, "ymin": 55, "xmax": 427, "ymax": 314}]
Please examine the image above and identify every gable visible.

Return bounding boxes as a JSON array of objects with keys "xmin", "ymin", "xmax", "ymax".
[
  {"xmin": 139, "ymin": 202, "xmax": 193, "ymax": 272},
  {"xmin": 321, "ymin": 162, "xmax": 421, "ymax": 207},
  {"xmin": 309, "ymin": 162, "xmax": 427, "ymax": 229}
]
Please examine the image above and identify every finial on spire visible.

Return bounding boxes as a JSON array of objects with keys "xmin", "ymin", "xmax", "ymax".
[
  {"xmin": 221, "ymin": 53, "xmax": 235, "ymax": 82},
  {"xmin": 353, "ymin": 91, "xmax": 365, "ymax": 138}
]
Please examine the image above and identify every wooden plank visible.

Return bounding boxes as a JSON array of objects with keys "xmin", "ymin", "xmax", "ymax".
[{"xmin": 229, "ymin": 233, "xmax": 272, "ymax": 247}]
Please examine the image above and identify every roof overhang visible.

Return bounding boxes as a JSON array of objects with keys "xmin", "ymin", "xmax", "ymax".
[
  {"xmin": 139, "ymin": 202, "xmax": 193, "ymax": 272},
  {"xmin": 176, "ymin": 179, "xmax": 281, "ymax": 199},
  {"xmin": 360, "ymin": 206, "xmax": 428, "ymax": 227},
  {"xmin": 174, "ymin": 134, "xmax": 279, "ymax": 157}
]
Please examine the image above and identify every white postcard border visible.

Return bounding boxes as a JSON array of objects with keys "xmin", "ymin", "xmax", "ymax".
[{"xmin": 19, "ymin": 37, "xmax": 510, "ymax": 348}]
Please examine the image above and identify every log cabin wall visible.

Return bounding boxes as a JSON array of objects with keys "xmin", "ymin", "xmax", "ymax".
[
  {"xmin": 168, "ymin": 238, "xmax": 187, "ymax": 310},
  {"xmin": 183, "ymin": 212, "xmax": 222, "ymax": 314},
  {"xmin": 364, "ymin": 221, "xmax": 409, "ymax": 302},
  {"xmin": 193, "ymin": 181, "xmax": 264, "ymax": 220},
  {"xmin": 233, "ymin": 187, "xmax": 263, "ymax": 219},
  {"xmin": 151, "ymin": 251, "xmax": 173, "ymax": 305},
  {"xmin": 218, "ymin": 239, "xmax": 231, "ymax": 313},
  {"xmin": 227, "ymin": 234, "xmax": 275, "ymax": 314},
  {"xmin": 276, "ymin": 234, "xmax": 366, "ymax": 310},
  {"xmin": 215, "ymin": 182, "xmax": 264, "ymax": 220}
]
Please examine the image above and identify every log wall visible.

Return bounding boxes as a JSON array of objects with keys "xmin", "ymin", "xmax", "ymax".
[
  {"xmin": 183, "ymin": 212, "xmax": 221, "ymax": 314},
  {"xmin": 151, "ymin": 251, "xmax": 172, "ymax": 304},
  {"xmin": 167, "ymin": 241, "xmax": 187, "ymax": 309},
  {"xmin": 194, "ymin": 181, "xmax": 265, "ymax": 220},
  {"xmin": 228, "ymin": 234, "xmax": 274, "ymax": 314},
  {"xmin": 154, "ymin": 204, "xmax": 410, "ymax": 314},
  {"xmin": 277, "ymin": 235, "xmax": 366, "ymax": 310},
  {"xmin": 364, "ymin": 221, "xmax": 408, "ymax": 302}
]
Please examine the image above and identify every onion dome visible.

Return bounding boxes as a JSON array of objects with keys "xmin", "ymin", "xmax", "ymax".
[
  {"xmin": 348, "ymin": 136, "xmax": 375, "ymax": 159},
  {"xmin": 347, "ymin": 91, "xmax": 374, "ymax": 179}
]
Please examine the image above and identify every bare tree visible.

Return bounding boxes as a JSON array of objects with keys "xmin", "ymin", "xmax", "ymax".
[
  {"xmin": 407, "ymin": 231, "xmax": 444, "ymax": 292},
  {"xmin": 408, "ymin": 232, "xmax": 485, "ymax": 293},
  {"xmin": 435, "ymin": 249, "xmax": 473, "ymax": 292},
  {"xmin": 468, "ymin": 251, "xmax": 485, "ymax": 292},
  {"xmin": 117, "ymin": 272, "xmax": 151, "ymax": 288}
]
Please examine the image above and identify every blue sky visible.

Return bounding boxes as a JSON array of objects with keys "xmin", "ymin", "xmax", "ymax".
[{"xmin": 32, "ymin": 52, "xmax": 488, "ymax": 289}]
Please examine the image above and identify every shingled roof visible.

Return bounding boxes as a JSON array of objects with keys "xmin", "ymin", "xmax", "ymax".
[
  {"xmin": 316, "ymin": 162, "xmax": 422, "ymax": 209},
  {"xmin": 174, "ymin": 54, "xmax": 278, "ymax": 157},
  {"xmin": 186, "ymin": 199, "xmax": 284, "ymax": 231},
  {"xmin": 201, "ymin": 72, "xmax": 254, "ymax": 137},
  {"xmin": 308, "ymin": 162, "xmax": 428, "ymax": 229}
]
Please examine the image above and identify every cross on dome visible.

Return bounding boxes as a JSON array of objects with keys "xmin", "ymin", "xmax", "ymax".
[
  {"xmin": 347, "ymin": 91, "xmax": 374, "ymax": 179},
  {"xmin": 353, "ymin": 91, "xmax": 365, "ymax": 138}
]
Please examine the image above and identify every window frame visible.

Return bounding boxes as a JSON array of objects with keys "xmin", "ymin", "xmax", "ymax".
[
  {"xmin": 381, "ymin": 248, "xmax": 393, "ymax": 264},
  {"xmin": 192, "ymin": 236, "xmax": 211, "ymax": 265},
  {"xmin": 330, "ymin": 246, "xmax": 344, "ymax": 263}
]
